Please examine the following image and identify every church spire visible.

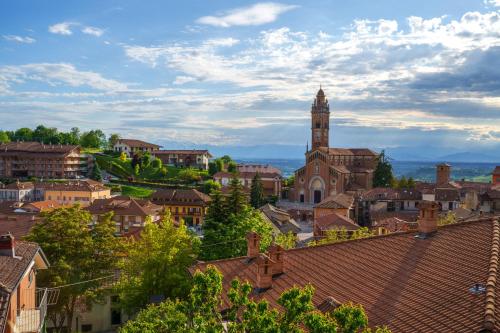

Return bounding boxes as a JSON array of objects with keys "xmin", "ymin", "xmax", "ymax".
[{"xmin": 311, "ymin": 87, "xmax": 330, "ymax": 149}]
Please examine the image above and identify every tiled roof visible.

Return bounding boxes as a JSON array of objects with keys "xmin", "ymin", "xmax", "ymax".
[
  {"xmin": 150, "ymin": 189, "xmax": 211, "ymax": 206},
  {"xmin": 314, "ymin": 212, "xmax": 359, "ymax": 231},
  {"xmin": 435, "ymin": 188, "xmax": 461, "ymax": 201},
  {"xmin": 116, "ymin": 139, "xmax": 161, "ymax": 149},
  {"xmin": 21, "ymin": 200, "xmax": 63, "ymax": 212},
  {"xmin": 0, "ymin": 240, "xmax": 45, "ymax": 333},
  {"xmin": 319, "ymin": 147, "xmax": 377, "ymax": 156},
  {"xmin": 0, "ymin": 182, "xmax": 34, "ymax": 190},
  {"xmin": 153, "ymin": 149, "xmax": 211, "ymax": 156},
  {"xmin": 362, "ymin": 188, "xmax": 422, "ymax": 201},
  {"xmin": 0, "ymin": 142, "xmax": 78, "ymax": 154},
  {"xmin": 35, "ymin": 180, "xmax": 108, "ymax": 192},
  {"xmin": 86, "ymin": 196, "xmax": 162, "ymax": 216},
  {"xmin": 0, "ymin": 216, "xmax": 39, "ymax": 239},
  {"xmin": 259, "ymin": 204, "xmax": 301, "ymax": 234},
  {"xmin": 315, "ymin": 193, "xmax": 354, "ymax": 209},
  {"xmin": 214, "ymin": 171, "xmax": 281, "ymax": 179},
  {"xmin": 483, "ymin": 190, "xmax": 500, "ymax": 200},
  {"xmin": 373, "ymin": 217, "xmax": 418, "ymax": 233},
  {"xmin": 370, "ymin": 211, "xmax": 420, "ymax": 223},
  {"xmin": 193, "ymin": 218, "xmax": 500, "ymax": 332}
]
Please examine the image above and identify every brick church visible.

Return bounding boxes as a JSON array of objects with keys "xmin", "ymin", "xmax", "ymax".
[{"xmin": 292, "ymin": 88, "xmax": 378, "ymax": 204}]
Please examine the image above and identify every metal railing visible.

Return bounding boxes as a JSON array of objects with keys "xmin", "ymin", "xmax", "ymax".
[{"xmin": 14, "ymin": 288, "xmax": 48, "ymax": 333}]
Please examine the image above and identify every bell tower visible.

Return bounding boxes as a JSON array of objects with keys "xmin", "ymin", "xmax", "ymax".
[{"xmin": 311, "ymin": 87, "xmax": 330, "ymax": 149}]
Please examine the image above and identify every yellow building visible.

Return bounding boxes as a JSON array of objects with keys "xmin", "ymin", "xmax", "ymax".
[
  {"xmin": 150, "ymin": 189, "xmax": 211, "ymax": 226},
  {"xmin": 37, "ymin": 180, "xmax": 111, "ymax": 206}
]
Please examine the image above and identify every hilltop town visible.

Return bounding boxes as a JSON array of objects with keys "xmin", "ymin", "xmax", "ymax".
[{"xmin": 0, "ymin": 88, "xmax": 499, "ymax": 333}]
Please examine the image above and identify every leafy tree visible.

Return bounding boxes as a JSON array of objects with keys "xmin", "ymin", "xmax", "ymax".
[
  {"xmin": 80, "ymin": 129, "xmax": 106, "ymax": 148},
  {"xmin": 0, "ymin": 131, "xmax": 10, "ymax": 143},
  {"xmin": 397, "ymin": 176, "xmax": 408, "ymax": 189},
  {"xmin": 120, "ymin": 266, "xmax": 391, "ymax": 333},
  {"xmin": 116, "ymin": 212, "xmax": 200, "ymax": 313},
  {"xmin": 13, "ymin": 127, "xmax": 33, "ymax": 141},
  {"xmin": 160, "ymin": 166, "xmax": 168, "ymax": 177},
  {"xmin": 227, "ymin": 161, "xmax": 238, "ymax": 173},
  {"xmin": 178, "ymin": 168, "xmax": 202, "ymax": 183},
  {"xmin": 151, "ymin": 157, "xmax": 162, "ymax": 169},
  {"xmin": 250, "ymin": 172, "xmax": 265, "ymax": 208},
  {"xmin": 108, "ymin": 133, "xmax": 121, "ymax": 148},
  {"xmin": 215, "ymin": 159, "xmax": 224, "ymax": 172},
  {"xmin": 373, "ymin": 150, "xmax": 394, "ymax": 188},
  {"xmin": 25, "ymin": 206, "xmax": 124, "ymax": 333},
  {"xmin": 131, "ymin": 153, "xmax": 142, "ymax": 170},
  {"xmin": 220, "ymin": 155, "xmax": 233, "ymax": 164},
  {"xmin": 142, "ymin": 151, "xmax": 152, "ymax": 168},
  {"xmin": 407, "ymin": 177, "xmax": 416, "ymax": 188},
  {"xmin": 33, "ymin": 125, "xmax": 60, "ymax": 144},
  {"xmin": 91, "ymin": 162, "xmax": 103, "ymax": 181},
  {"xmin": 285, "ymin": 175, "xmax": 295, "ymax": 187},
  {"xmin": 203, "ymin": 179, "xmax": 222, "ymax": 194},
  {"xmin": 208, "ymin": 161, "xmax": 218, "ymax": 176},
  {"xmin": 311, "ymin": 227, "xmax": 373, "ymax": 246},
  {"xmin": 226, "ymin": 175, "xmax": 246, "ymax": 215},
  {"xmin": 275, "ymin": 231, "xmax": 297, "ymax": 250},
  {"xmin": 119, "ymin": 152, "xmax": 128, "ymax": 162}
]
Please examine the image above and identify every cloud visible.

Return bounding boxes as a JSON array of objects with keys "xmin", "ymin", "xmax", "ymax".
[
  {"xmin": 196, "ymin": 2, "xmax": 298, "ymax": 27},
  {"xmin": 173, "ymin": 76, "xmax": 197, "ymax": 85},
  {"xmin": 485, "ymin": 0, "xmax": 500, "ymax": 7},
  {"xmin": 3, "ymin": 35, "xmax": 36, "ymax": 43},
  {"xmin": 81, "ymin": 26, "xmax": 104, "ymax": 37},
  {"xmin": 48, "ymin": 22, "xmax": 75, "ymax": 35}
]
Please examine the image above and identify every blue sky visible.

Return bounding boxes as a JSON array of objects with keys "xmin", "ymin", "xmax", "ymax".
[{"xmin": 1, "ymin": 0, "xmax": 499, "ymax": 159}]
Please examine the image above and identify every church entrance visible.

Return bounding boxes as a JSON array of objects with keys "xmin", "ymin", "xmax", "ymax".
[{"xmin": 313, "ymin": 190, "xmax": 322, "ymax": 204}]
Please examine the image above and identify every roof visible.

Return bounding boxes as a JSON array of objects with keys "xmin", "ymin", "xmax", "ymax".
[
  {"xmin": 35, "ymin": 180, "xmax": 108, "ymax": 192},
  {"xmin": 0, "ymin": 239, "xmax": 49, "ymax": 333},
  {"xmin": 214, "ymin": 171, "xmax": 281, "ymax": 180},
  {"xmin": 322, "ymin": 147, "xmax": 377, "ymax": 156},
  {"xmin": 373, "ymin": 217, "xmax": 419, "ymax": 233},
  {"xmin": 483, "ymin": 190, "xmax": 500, "ymax": 200},
  {"xmin": 193, "ymin": 218, "xmax": 500, "ymax": 332},
  {"xmin": 370, "ymin": 211, "xmax": 420, "ymax": 223},
  {"xmin": 362, "ymin": 188, "xmax": 422, "ymax": 201},
  {"xmin": 21, "ymin": 200, "xmax": 64, "ymax": 212},
  {"xmin": 315, "ymin": 193, "xmax": 354, "ymax": 209},
  {"xmin": 153, "ymin": 149, "xmax": 211, "ymax": 157},
  {"xmin": 150, "ymin": 189, "xmax": 211, "ymax": 206},
  {"xmin": 0, "ymin": 142, "xmax": 79, "ymax": 154},
  {"xmin": 435, "ymin": 188, "xmax": 461, "ymax": 201},
  {"xmin": 86, "ymin": 196, "xmax": 162, "ymax": 216},
  {"xmin": 0, "ymin": 216, "xmax": 39, "ymax": 239},
  {"xmin": 259, "ymin": 204, "xmax": 301, "ymax": 235},
  {"xmin": 116, "ymin": 139, "xmax": 161, "ymax": 149},
  {"xmin": 0, "ymin": 182, "xmax": 34, "ymax": 190},
  {"xmin": 494, "ymin": 166, "xmax": 500, "ymax": 175},
  {"xmin": 314, "ymin": 212, "xmax": 360, "ymax": 232}
]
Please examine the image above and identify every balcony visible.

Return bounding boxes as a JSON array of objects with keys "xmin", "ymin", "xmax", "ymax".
[{"xmin": 15, "ymin": 288, "xmax": 48, "ymax": 333}]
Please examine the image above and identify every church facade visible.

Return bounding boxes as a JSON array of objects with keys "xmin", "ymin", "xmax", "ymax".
[{"xmin": 291, "ymin": 88, "xmax": 378, "ymax": 204}]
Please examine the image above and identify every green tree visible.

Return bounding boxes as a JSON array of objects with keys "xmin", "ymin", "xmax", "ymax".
[
  {"xmin": 407, "ymin": 177, "xmax": 416, "ymax": 188},
  {"xmin": 275, "ymin": 231, "xmax": 297, "ymax": 250},
  {"xmin": 142, "ymin": 151, "xmax": 152, "ymax": 168},
  {"xmin": 151, "ymin": 157, "xmax": 162, "ymax": 169},
  {"xmin": 13, "ymin": 127, "xmax": 33, "ymax": 141},
  {"xmin": 80, "ymin": 129, "xmax": 106, "ymax": 148},
  {"xmin": 312, "ymin": 227, "xmax": 373, "ymax": 246},
  {"xmin": 215, "ymin": 159, "xmax": 224, "ymax": 172},
  {"xmin": 227, "ymin": 161, "xmax": 238, "ymax": 173},
  {"xmin": 220, "ymin": 155, "xmax": 233, "ymax": 164},
  {"xmin": 25, "ymin": 206, "xmax": 124, "ymax": 333},
  {"xmin": 119, "ymin": 152, "xmax": 128, "ymax": 162},
  {"xmin": 0, "ymin": 131, "xmax": 10, "ymax": 143},
  {"xmin": 203, "ymin": 179, "xmax": 222, "ymax": 194},
  {"xmin": 120, "ymin": 266, "xmax": 390, "ymax": 333},
  {"xmin": 178, "ymin": 168, "xmax": 202, "ymax": 183},
  {"xmin": 227, "ymin": 175, "xmax": 246, "ymax": 215},
  {"xmin": 208, "ymin": 161, "xmax": 218, "ymax": 176},
  {"xmin": 116, "ymin": 212, "xmax": 200, "ymax": 313},
  {"xmin": 250, "ymin": 172, "xmax": 265, "ymax": 208},
  {"xmin": 91, "ymin": 162, "xmax": 103, "ymax": 181},
  {"xmin": 134, "ymin": 163, "xmax": 140, "ymax": 176},
  {"xmin": 397, "ymin": 176, "xmax": 408, "ymax": 189},
  {"xmin": 373, "ymin": 150, "xmax": 394, "ymax": 188},
  {"xmin": 438, "ymin": 211, "xmax": 456, "ymax": 226},
  {"xmin": 108, "ymin": 133, "xmax": 121, "ymax": 149}
]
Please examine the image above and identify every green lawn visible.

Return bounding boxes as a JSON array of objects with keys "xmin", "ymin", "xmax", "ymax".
[
  {"xmin": 121, "ymin": 185, "xmax": 154, "ymax": 198},
  {"xmin": 81, "ymin": 147, "xmax": 104, "ymax": 154}
]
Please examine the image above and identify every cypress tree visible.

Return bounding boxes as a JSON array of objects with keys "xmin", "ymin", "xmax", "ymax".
[{"xmin": 250, "ymin": 173, "xmax": 264, "ymax": 208}]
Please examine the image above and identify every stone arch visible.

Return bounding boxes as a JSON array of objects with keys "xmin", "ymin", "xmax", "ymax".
[{"xmin": 309, "ymin": 176, "xmax": 325, "ymax": 204}]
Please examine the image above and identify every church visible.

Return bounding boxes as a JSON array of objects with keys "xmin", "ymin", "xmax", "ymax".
[{"xmin": 291, "ymin": 88, "xmax": 378, "ymax": 204}]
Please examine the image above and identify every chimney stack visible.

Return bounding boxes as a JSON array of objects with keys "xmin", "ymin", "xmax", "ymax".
[
  {"xmin": 0, "ymin": 233, "xmax": 15, "ymax": 257},
  {"xmin": 246, "ymin": 232, "xmax": 261, "ymax": 258},
  {"xmin": 417, "ymin": 201, "xmax": 439, "ymax": 238},
  {"xmin": 268, "ymin": 243, "xmax": 285, "ymax": 276},
  {"xmin": 256, "ymin": 253, "xmax": 274, "ymax": 290}
]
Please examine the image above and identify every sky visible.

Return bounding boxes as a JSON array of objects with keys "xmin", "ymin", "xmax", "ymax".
[{"xmin": 1, "ymin": 0, "xmax": 500, "ymax": 159}]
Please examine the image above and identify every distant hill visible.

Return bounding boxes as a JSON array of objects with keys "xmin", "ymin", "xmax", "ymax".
[{"xmin": 435, "ymin": 152, "xmax": 500, "ymax": 163}]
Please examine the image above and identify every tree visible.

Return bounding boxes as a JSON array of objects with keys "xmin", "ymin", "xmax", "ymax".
[
  {"xmin": 397, "ymin": 176, "xmax": 408, "ymax": 189},
  {"xmin": 312, "ymin": 227, "xmax": 374, "ymax": 246},
  {"xmin": 151, "ymin": 157, "xmax": 162, "ymax": 169},
  {"xmin": 407, "ymin": 177, "xmax": 416, "ymax": 188},
  {"xmin": 134, "ymin": 164, "xmax": 140, "ymax": 176},
  {"xmin": 438, "ymin": 211, "xmax": 456, "ymax": 226},
  {"xmin": 80, "ymin": 130, "xmax": 106, "ymax": 148},
  {"xmin": 373, "ymin": 150, "xmax": 394, "ymax": 188},
  {"xmin": 120, "ymin": 265, "xmax": 391, "ymax": 333},
  {"xmin": 0, "ymin": 131, "xmax": 10, "ymax": 143},
  {"xmin": 25, "ymin": 206, "xmax": 124, "ymax": 333},
  {"xmin": 203, "ymin": 179, "xmax": 222, "ymax": 194},
  {"xmin": 227, "ymin": 161, "xmax": 237, "ymax": 173},
  {"xmin": 226, "ymin": 175, "xmax": 246, "ymax": 215},
  {"xmin": 116, "ymin": 212, "xmax": 200, "ymax": 313},
  {"xmin": 119, "ymin": 152, "xmax": 128, "ymax": 162},
  {"xmin": 215, "ymin": 159, "xmax": 224, "ymax": 172},
  {"xmin": 220, "ymin": 155, "xmax": 233, "ymax": 164},
  {"xmin": 275, "ymin": 231, "xmax": 297, "ymax": 250},
  {"xmin": 208, "ymin": 161, "xmax": 218, "ymax": 176},
  {"xmin": 178, "ymin": 168, "xmax": 202, "ymax": 183},
  {"xmin": 13, "ymin": 127, "xmax": 33, "ymax": 142},
  {"xmin": 142, "ymin": 151, "xmax": 152, "ymax": 168},
  {"xmin": 250, "ymin": 173, "xmax": 265, "ymax": 208},
  {"xmin": 91, "ymin": 162, "xmax": 103, "ymax": 181},
  {"xmin": 108, "ymin": 133, "xmax": 121, "ymax": 149}
]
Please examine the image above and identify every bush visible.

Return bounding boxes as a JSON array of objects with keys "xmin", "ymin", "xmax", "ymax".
[{"xmin": 152, "ymin": 158, "xmax": 162, "ymax": 169}]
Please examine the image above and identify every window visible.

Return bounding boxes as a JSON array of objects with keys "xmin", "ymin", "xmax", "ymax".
[
  {"xmin": 81, "ymin": 324, "xmax": 92, "ymax": 332},
  {"xmin": 300, "ymin": 194, "xmax": 305, "ymax": 203},
  {"xmin": 111, "ymin": 308, "xmax": 121, "ymax": 325}
]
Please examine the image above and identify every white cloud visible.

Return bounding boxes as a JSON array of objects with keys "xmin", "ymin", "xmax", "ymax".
[
  {"xmin": 82, "ymin": 26, "xmax": 104, "ymax": 37},
  {"xmin": 173, "ymin": 76, "xmax": 197, "ymax": 85},
  {"xmin": 3, "ymin": 35, "xmax": 36, "ymax": 43},
  {"xmin": 485, "ymin": 0, "xmax": 500, "ymax": 7},
  {"xmin": 48, "ymin": 22, "xmax": 75, "ymax": 35},
  {"xmin": 196, "ymin": 2, "xmax": 298, "ymax": 27}
]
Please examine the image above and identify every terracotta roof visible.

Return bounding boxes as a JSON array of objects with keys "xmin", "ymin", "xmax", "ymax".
[
  {"xmin": 116, "ymin": 139, "xmax": 161, "ymax": 149},
  {"xmin": 374, "ymin": 217, "xmax": 419, "ymax": 233},
  {"xmin": 259, "ymin": 204, "xmax": 301, "ymax": 235},
  {"xmin": 0, "ymin": 216, "xmax": 39, "ymax": 239},
  {"xmin": 362, "ymin": 188, "xmax": 422, "ymax": 201},
  {"xmin": 35, "ymin": 180, "xmax": 108, "ymax": 192},
  {"xmin": 192, "ymin": 218, "xmax": 500, "ymax": 332},
  {"xmin": 315, "ymin": 193, "xmax": 354, "ymax": 209},
  {"xmin": 435, "ymin": 188, "xmax": 461, "ymax": 201},
  {"xmin": 214, "ymin": 171, "xmax": 281, "ymax": 179},
  {"xmin": 315, "ymin": 212, "xmax": 359, "ymax": 232},
  {"xmin": 0, "ymin": 239, "xmax": 48, "ymax": 333},
  {"xmin": 370, "ymin": 211, "xmax": 420, "ymax": 223},
  {"xmin": 153, "ymin": 149, "xmax": 211, "ymax": 157},
  {"xmin": 150, "ymin": 189, "xmax": 211, "ymax": 206},
  {"xmin": 86, "ymin": 196, "xmax": 162, "ymax": 217},
  {"xmin": 483, "ymin": 190, "xmax": 500, "ymax": 200},
  {"xmin": 0, "ymin": 142, "xmax": 79, "ymax": 154},
  {"xmin": 0, "ymin": 182, "xmax": 34, "ymax": 190},
  {"xmin": 21, "ymin": 200, "xmax": 63, "ymax": 212},
  {"xmin": 323, "ymin": 147, "xmax": 377, "ymax": 156}
]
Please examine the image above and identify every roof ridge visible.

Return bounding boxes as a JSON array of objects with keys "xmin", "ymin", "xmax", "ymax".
[{"xmin": 483, "ymin": 218, "xmax": 499, "ymax": 331}]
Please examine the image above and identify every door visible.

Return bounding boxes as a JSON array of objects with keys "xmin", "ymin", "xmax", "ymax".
[{"xmin": 314, "ymin": 190, "xmax": 322, "ymax": 204}]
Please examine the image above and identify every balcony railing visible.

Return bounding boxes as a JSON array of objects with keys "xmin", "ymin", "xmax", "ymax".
[{"xmin": 15, "ymin": 288, "xmax": 48, "ymax": 333}]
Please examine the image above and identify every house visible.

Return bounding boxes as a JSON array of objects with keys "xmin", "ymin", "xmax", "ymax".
[
  {"xmin": 214, "ymin": 170, "xmax": 282, "ymax": 198},
  {"xmin": 149, "ymin": 189, "xmax": 211, "ymax": 226},
  {"xmin": 113, "ymin": 139, "xmax": 161, "ymax": 158},
  {"xmin": 313, "ymin": 212, "xmax": 359, "ymax": 238},
  {"xmin": 237, "ymin": 164, "xmax": 281, "ymax": 176},
  {"xmin": 0, "ymin": 182, "xmax": 34, "ymax": 202},
  {"xmin": 36, "ymin": 180, "xmax": 111, "ymax": 206},
  {"xmin": 480, "ymin": 190, "xmax": 500, "ymax": 213},
  {"xmin": 152, "ymin": 150, "xmax": 212, "ymax": 170},
  {"xmin": 86, "ymin": 196, "xmax": 163, "ymax": 235},
  {"xmin": 0, "ymin": 233, "xmax": 49, "ymax": 333},
  {"xmin": 258, "ymin": 204, "xmax": 301, "ymax": 236},
  {"xmin": 192, "ymin": 204, "xmax": 500, "ymax": 332},
  {"xmin": 0, "ymin": 142, "xmax": 92, "ymax": 179},
  {"xmin": 313, "ymin": 193, "xmax": 354, "ymax": 219}
]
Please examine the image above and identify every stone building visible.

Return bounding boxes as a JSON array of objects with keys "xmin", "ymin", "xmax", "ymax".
[
  {"xmin": 292, "ymin": 88, "xmax": 377, "ymax": 204},
  {"xmin": 152, "ymin": 150, "xmax": 212, "ymax": 170}
]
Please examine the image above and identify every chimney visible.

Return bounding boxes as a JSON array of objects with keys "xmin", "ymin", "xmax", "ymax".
[
  {"xmin": 268, "ymin": 243, "xmax": 285, "ymax": 276},
  {"xmin": 256, "ymin": 253, "xmax": 274, "ymax": 290},
  {"xmin": 417, "ymin": 200, "xmax": 439, "ymax": 238},
  {"xmin": 0, "ymin": 233, "xmax": 15, "ymax": 257},
  {"xmin": 246, "ymin": 232, "xmax": 261, "ymax": 258}
]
